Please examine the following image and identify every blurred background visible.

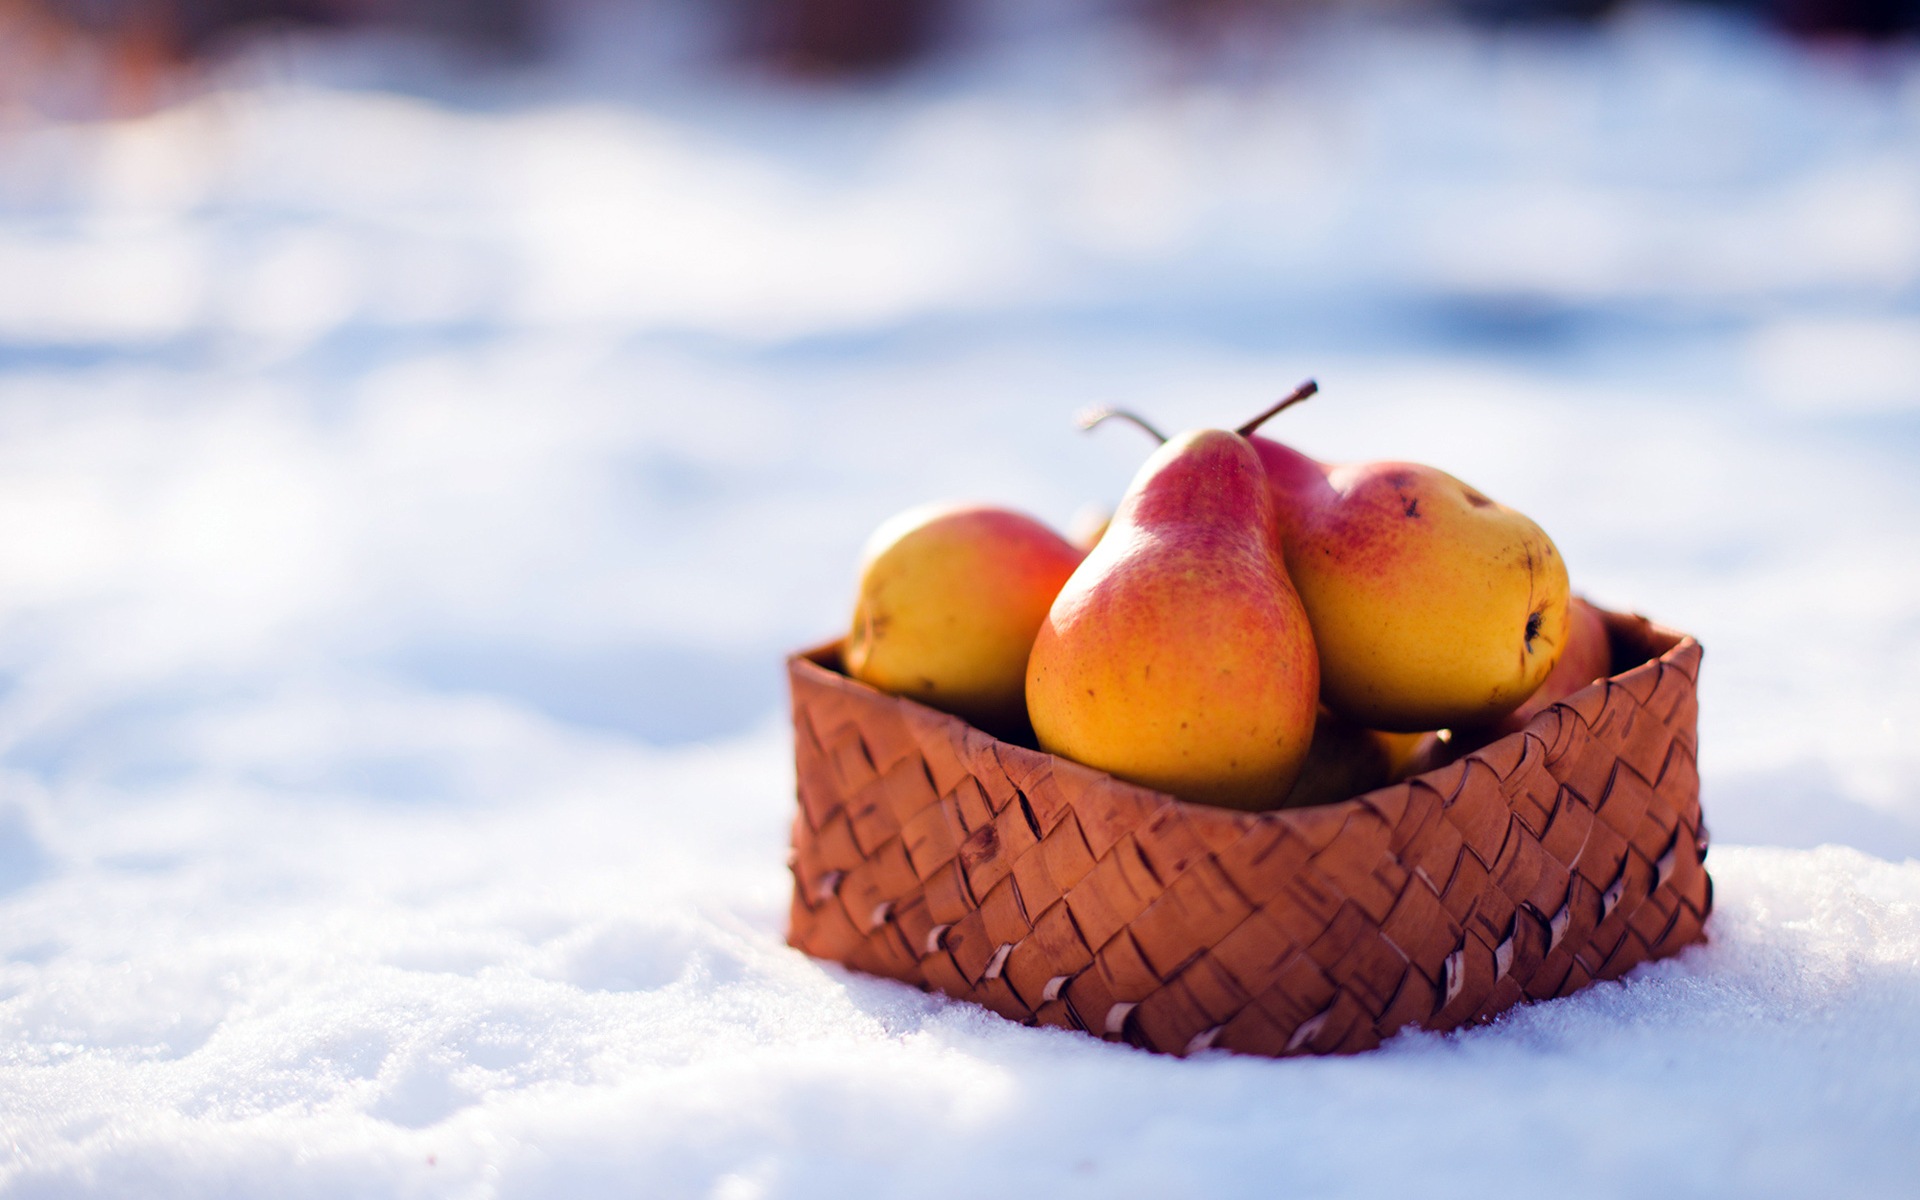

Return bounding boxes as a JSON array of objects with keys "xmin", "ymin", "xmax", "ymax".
[
  {"xmin": 0, "ymin": 0, "xmax": 1917, "ymax": 865},
  {"xmin": 1, "ymin": 2, "xmax": 1919, "ymax": 1191},
  {"xmin": 4, "ymin": 0, "xmax": 1919, "ymax": 96},
  {"xmin": 3, "ymin": 0, "xmax": 1917, "ymax": 96}
]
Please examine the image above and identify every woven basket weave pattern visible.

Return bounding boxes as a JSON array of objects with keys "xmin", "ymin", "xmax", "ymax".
[{"xmin": 787, "ymin": 611, "xmax": 1709, "ymax": 1057}]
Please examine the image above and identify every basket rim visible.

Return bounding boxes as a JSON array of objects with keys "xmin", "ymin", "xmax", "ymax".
[{"xmin": 789, "ymin": 602, "xmax": 1698, "ymax": 826}]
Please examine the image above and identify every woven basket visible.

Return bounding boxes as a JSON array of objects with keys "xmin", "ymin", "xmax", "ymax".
[{"xmin": 786, "ymin": 607, "xmax": 1709, "ymax": 1057}]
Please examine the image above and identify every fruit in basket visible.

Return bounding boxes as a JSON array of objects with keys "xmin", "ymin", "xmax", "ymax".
[
  {"xmin": 1402, "ymin": 597, "xmax": 1613, "ymax": 774},
  {"xmin": 1026, "ymin": 429, "xmax": 1319, "ymax": 810},
  {"xmin": 847, "ymin": 504, "xmax": 1084, "ymax": 737},
  {"xmin": 1373, "ymin": 728, "xmax": 1431, "ymax": 780},
  {"xmin": 1278, "ymin": 710, "xmax": 1396, "ymax": 809},
  {"xmin": 1279, "ymin": 716, "xmax": 1439, "ymax": 808},
  {"xmin": 1239, "ymin": 389, "xmax": 1570, "ymax": 732},
  {"xmin": 1445, "ymin": 595, "xmax": 1614, "ymax": 758}
]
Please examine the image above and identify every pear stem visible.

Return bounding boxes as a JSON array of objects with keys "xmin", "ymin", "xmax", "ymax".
[
  {"xmin": 1077, "ymin": 406, "xmax": 1168, "ymax": 444},
  {"xmin": 1234, "ymin": 379, "xmax": 1319, "ymax": 437}
]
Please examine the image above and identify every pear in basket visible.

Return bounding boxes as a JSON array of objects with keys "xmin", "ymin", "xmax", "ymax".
[
  {"xmin": 1434, "ymin": 595, "xmax": 1616, "ymax": 762},
  {"xmin": 1278, "ymin": 710, "xmax": 1396, "ymax": 809},
  {"xmin": 1242, "ymin": 383, "xmax": 1571, "ymax": 733},
  {"xmin": 1026, "ymin": 428, "xmax": 1319, "ymax": 810},
  {"xmin": 1277, "ymin": 713, "xmax": 1439, "ymax": 808},
  {"xmin": 847, "ymin": 504, "xmax": 1084, "ymax": 739}
]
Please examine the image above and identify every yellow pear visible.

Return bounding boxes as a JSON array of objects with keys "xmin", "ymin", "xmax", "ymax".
[
  {"xmin": 1026, "ymin": 429, "xmax": 1319, "ymax": 810},
  {"xmin": 1278, "ymin": 715, "xmax": 1437, "ymax": 808},
  {"xmin": 847, "ymin": 504, "xmax": 1084, "ymax": 737},
  {"xmin": 1373, "ymin": 728, "xmax": 1431, "ymax": 780},
  {"xmin": 1444, "ymin": 595, "xmax": 1615, "ymax": 759},
  {"xmin": 1251, "ymin": 433, "xmax": 1571, "ymax": 732},
  {"xmin": 1279, "ymin": 710, "xmax": 1397, "ymax": 809}
]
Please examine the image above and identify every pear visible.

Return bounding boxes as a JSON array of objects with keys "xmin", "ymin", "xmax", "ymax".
[
  {"xmin": 1446, "ymin": 596, "xmax": 1614, "ymax": 756},
  {"xmin": 1277, "ymin": 713, "xmax": 1442, "ymax": 808},
  {"xmin": 847, "ymin": 504, "xmax": 1085, "ymax": 738},
  {"xmin": 1026, "ymin": 429, "xmax": 1319, "ymax": 810},
  {"xmin": 1278, "ymin": 709, "xmax": 1395, "ymax": 809},
  {"xmin": 1373, "ymin": 728, "xmax": 1433, "ymax": 782},
  {"xmin": 1393, "ymin": 730, "xmax": 1456, "ymax": 782},
  {"xmin": 1397, "ymin": 597, "xmax": 1612, "ymax": 778},
  {"xmin": 1243, "ymin": 395, "xmax": 1570, "ymax": 733}
]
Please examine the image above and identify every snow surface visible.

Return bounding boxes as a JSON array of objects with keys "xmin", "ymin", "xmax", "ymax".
[{"xmin": 3, "ymin": 3, "xmax": 1920, "ymax": 1196}]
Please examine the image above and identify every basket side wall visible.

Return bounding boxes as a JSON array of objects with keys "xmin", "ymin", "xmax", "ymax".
[{"xmin": 787, "ymin": 621, "xmax": 1710, "ymax": 1058}]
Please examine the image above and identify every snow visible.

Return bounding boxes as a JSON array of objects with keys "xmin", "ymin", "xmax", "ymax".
[{"xmin": 2, "ymin": 3, "xmax": 1920, "ymax": 1195}]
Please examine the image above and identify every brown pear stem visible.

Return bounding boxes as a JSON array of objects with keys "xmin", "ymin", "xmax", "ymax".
[
  {"xmin": 1076, "ymin": 406, "xmax": 1168, "ymax": 444},
  {"xmin": 1234, "ymin": 379, "xmax": 1319, "ymax": 438}
]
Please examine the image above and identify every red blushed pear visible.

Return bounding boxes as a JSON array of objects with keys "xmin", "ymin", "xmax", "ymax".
[
  {"xmin": 1026, "ymin": 429, "xmax": 1319, "ymax": 810},
  {"xmin": 1242, "ymin": 383, "xmax": 1572, "ymax": 733}
]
